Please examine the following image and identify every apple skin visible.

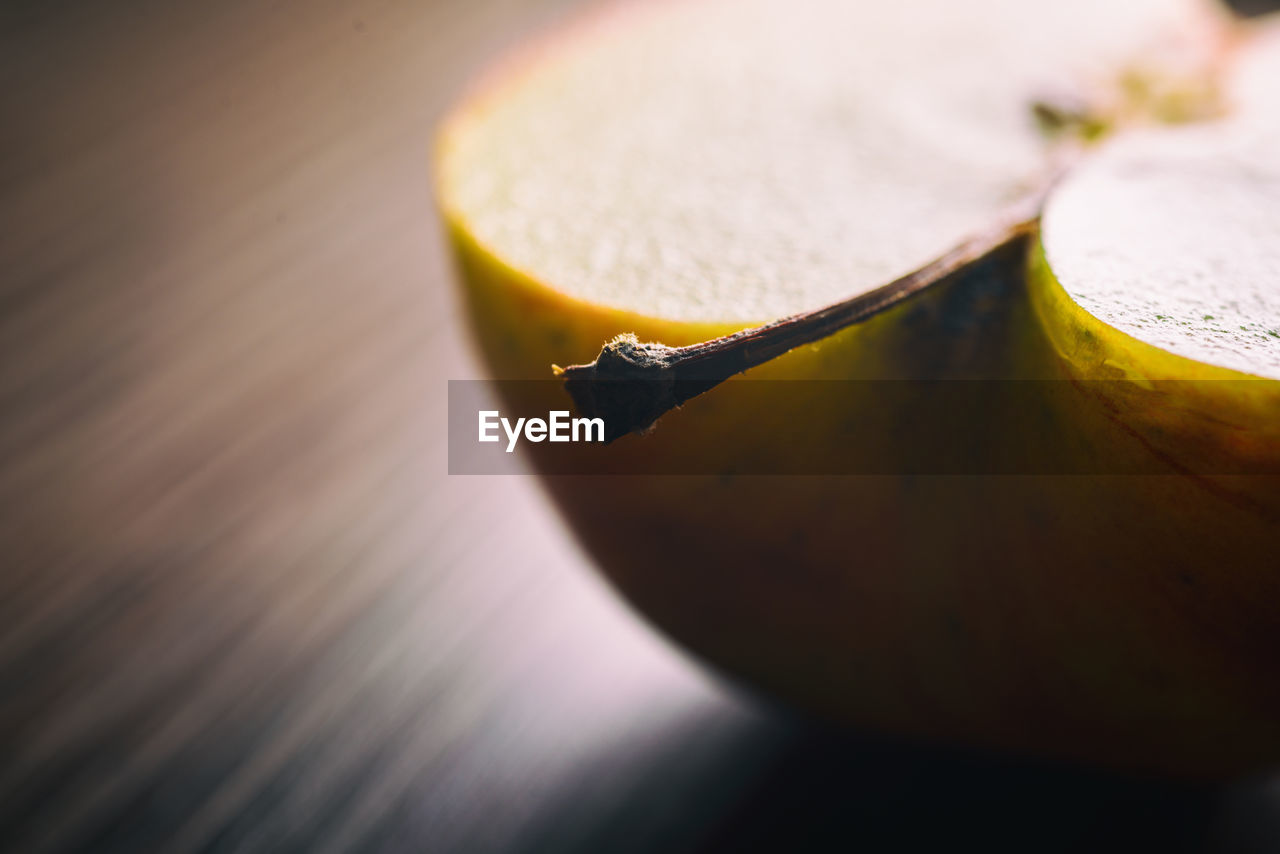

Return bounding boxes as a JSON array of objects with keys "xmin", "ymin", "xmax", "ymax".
[{"xmin": 447, "ymin": 216, "xmax": 1280, "ymax": 778}]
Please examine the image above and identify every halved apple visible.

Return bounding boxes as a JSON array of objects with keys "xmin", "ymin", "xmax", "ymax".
[{"xmin": 436, "ymin": 0, "xmax": 1279, "ymax": 775}]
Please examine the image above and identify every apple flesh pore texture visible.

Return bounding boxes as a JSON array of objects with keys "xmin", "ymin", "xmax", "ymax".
[{"xmin": 438, "ymin": 0, "xmax": 1280, "ymax": 776}]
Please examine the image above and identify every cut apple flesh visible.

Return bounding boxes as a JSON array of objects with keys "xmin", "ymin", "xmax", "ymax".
[
  {"xmin": 437, "ymin": 0, "xmax": 1224, "ymax": 325},
  {"xmin": 1037, "ymin": 105, "xmax": 1280, "ymax": 382}
]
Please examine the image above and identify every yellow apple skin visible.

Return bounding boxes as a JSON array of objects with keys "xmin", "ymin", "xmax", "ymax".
[{"xmin": 446, "ymin": 212, "xmax": 1280, "ymax": 778}]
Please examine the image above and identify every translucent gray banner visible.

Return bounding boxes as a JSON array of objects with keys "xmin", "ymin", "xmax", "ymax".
[{"xmin": 448, "ymin": 380, "xmax": 1280, "ymax": 476}]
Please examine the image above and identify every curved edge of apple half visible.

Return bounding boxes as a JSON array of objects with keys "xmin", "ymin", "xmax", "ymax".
[{"xmin": 445, "ymin": 206, "xmax": 1280, "ymax": 780}]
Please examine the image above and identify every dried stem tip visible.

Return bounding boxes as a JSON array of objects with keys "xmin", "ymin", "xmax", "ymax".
[{"xmin": 556, "ymin": 335, "xmax": 688, "ymax": 443}]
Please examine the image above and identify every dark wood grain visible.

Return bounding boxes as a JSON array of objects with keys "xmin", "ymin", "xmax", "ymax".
[{"xmin": 3, "ymin": 2, "xmax": 1280, "ymax": 852}]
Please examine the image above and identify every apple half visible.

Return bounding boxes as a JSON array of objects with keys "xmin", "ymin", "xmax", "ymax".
[{"xmin": 437, "ymin": 0, "xmax": 1280, "ymax": 775}]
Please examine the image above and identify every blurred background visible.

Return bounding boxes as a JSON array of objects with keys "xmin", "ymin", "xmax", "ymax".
[{"xmin": 3, "ymin": 0, "xmax": 1280, "ymax": 851}]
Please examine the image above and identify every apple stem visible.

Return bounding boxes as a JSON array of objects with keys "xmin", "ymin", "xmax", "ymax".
[{"xmin": 556, "ymin": 209, "xmax": 1040, "ymax": 442}]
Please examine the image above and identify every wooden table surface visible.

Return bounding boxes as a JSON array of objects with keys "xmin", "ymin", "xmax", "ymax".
[{"xmin": 2, "ymin": 1, "xmax": 1279, "ymax": 851}]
